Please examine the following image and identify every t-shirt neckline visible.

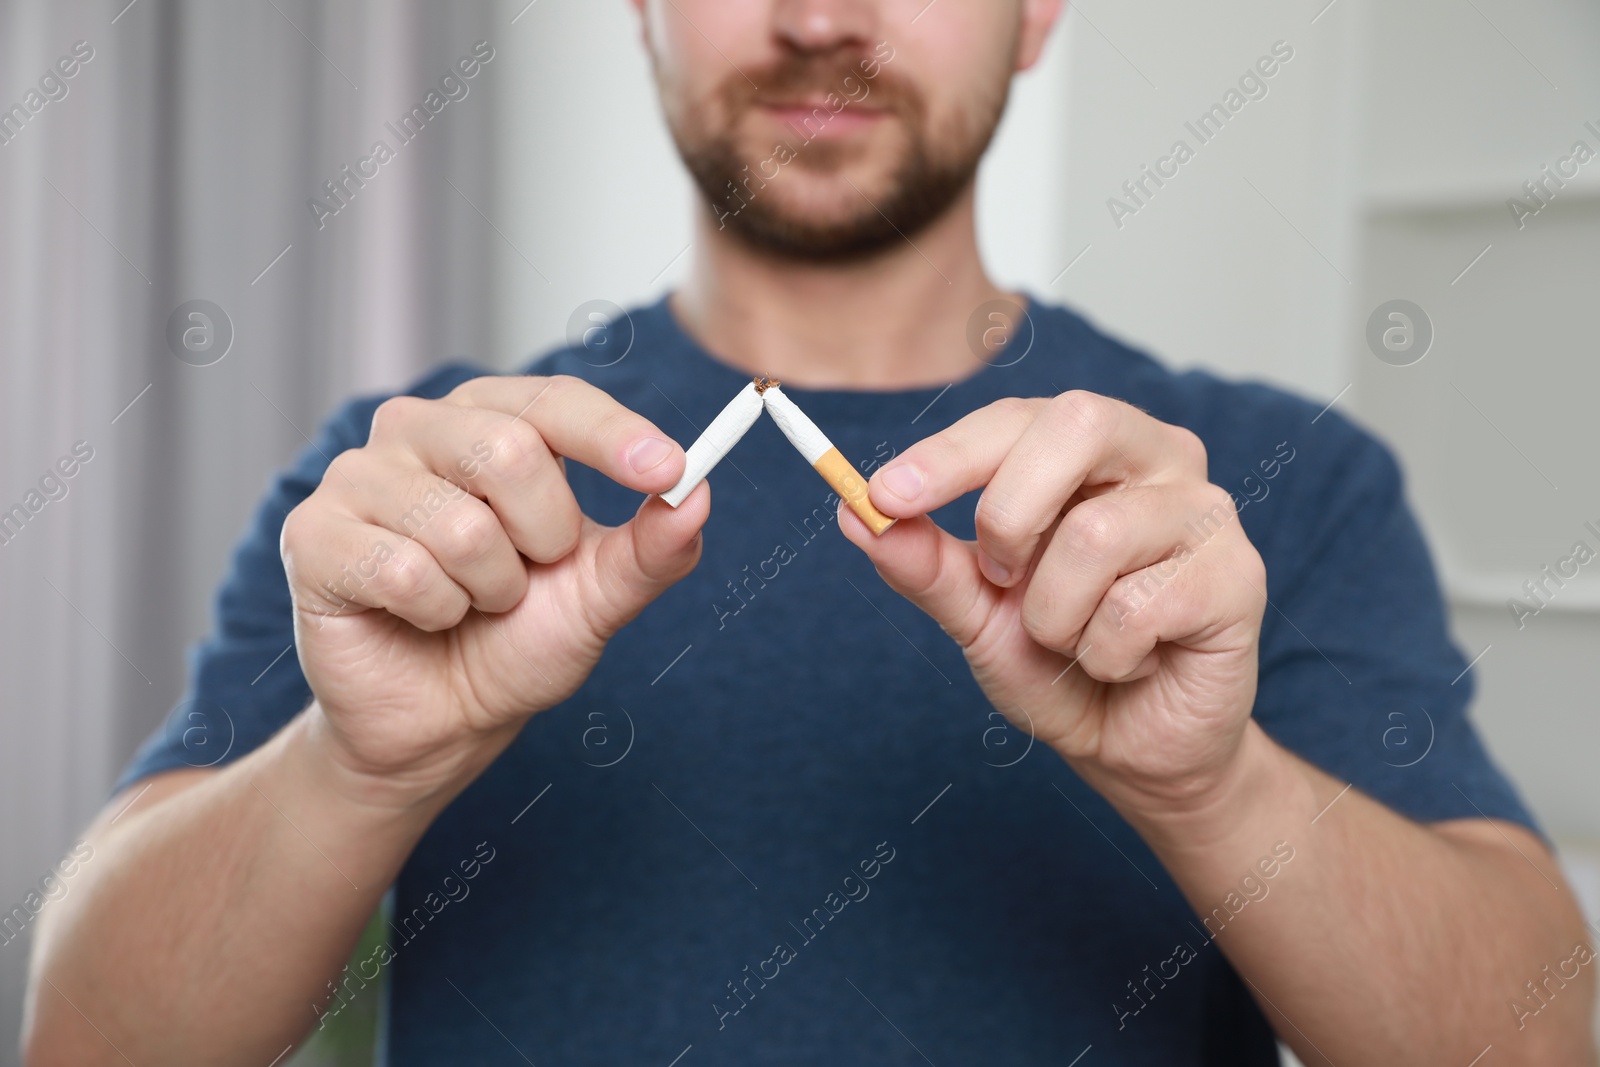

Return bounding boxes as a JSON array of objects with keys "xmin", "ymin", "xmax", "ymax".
[{"xmin": 636, "ymin": 291, "xmax": 1042, "ymax": 413}]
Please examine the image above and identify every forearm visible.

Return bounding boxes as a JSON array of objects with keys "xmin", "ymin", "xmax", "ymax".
[
  {"xmin": 25, "ymin": 706, "xmax": 457, "ymax": 1067},
  {"xmin": 1095, "ymin": 722, "xmax": 1596, "ymax": 1066}
]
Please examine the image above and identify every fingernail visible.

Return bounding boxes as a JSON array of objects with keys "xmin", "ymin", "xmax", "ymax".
[
  {"xmin": 627, "ymin": 437, "xmax": 673, "ymax": 474},
  {"xmin": 980, "ymin": 553, "xmax": 1015, "ymax": 586},
  {"xmin": 878, "ymin": 463, "xmax": 925, "ymax": 502}
]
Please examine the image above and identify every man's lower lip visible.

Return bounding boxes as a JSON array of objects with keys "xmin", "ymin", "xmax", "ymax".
[{"xmin": 758, "ymin": 105, "xmax": 887, "ymax": 133}]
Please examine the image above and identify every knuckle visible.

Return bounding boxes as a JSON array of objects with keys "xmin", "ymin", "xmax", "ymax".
[
  {"xmin": 1056, "ymin": 387, "xmax": 1099, "ymax": 410},
  {"xmin": 369, "ymin": 395, "xmax": 428, "ymax": 440},
  {"xmin": 549, "ymin": 514, "xmax": 583, "ymax": 559},
  {"xmin": 1020, "ymin": 588, "xmax": 1075, "ymax": 651},
  {"xmin": 531, "ymin": 502, "xmax": 583, "ymax": 561},
  {"xmin": 280, "ymin": 501, "xmax": 314, "ymax": 553},
  {"xmin": 322, "ymin": 447, "xmax": 375, "ymax": 494},
  {"xmin": 989, "ymin": 395, "xmax": 1038, "ymax": 426},
  {"xmin": 1235, "ymin": 550, "xmax": 1269, "ymax": 606},
  {"xmin": 1054, "ymin": 389, "xmax": 1111, "ymax": 428},
  {"xmin": 374, "ymin": 544, "xmax": 433, "ymax": 604},
  {"xmin": 974, "ymin": 488, "xmax": 1029, "ymax": 545},
  {"xmin": 1041, "ymin": 391, "xmax": 1118, "ymax": 451},
  {"xmin": 540, "ymin": 374, "xmax": 581, "ymax": 405},
  {"xmin": 1170, "ymin": 424, "xmax": 1209, "ymax": 473},
  {"xmin": 481, "ymin": 419, "xmax": 547, "ymax": 481},
  {"xmin": 1186, "ymin": 485, "xmax": 1239, "ymax": 547},
  {"xmin": 1064, "ymin": 499, "xmax": 1123, "ymax": 561},
  {"xmin": 1198, "ymin": 481, "xmax": 1237, "ymax": 516},
  {"xmin": 444, "ymin": 374, "xmax": 498, "ymax": 405},
  {"xmin": 1104, "ymin": 574, "xmax": 1158, "ymax": 630},
  {"xmin": 436, "ymin": 506, "xmax": 501, "ymax": 566},
  {"xmin": 279, "ymin": 506, "xmax": 322, "ymax": 589}
]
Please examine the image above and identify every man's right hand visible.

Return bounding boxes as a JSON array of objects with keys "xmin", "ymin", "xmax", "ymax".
[{"xmin": 280, "ymin": 374, "xmax": 707, "ymax": 805}]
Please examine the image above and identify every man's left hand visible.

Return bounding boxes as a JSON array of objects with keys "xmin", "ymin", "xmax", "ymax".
[{"xmin": 841, "ymin": 391, "xmax": 1269, "ymax": 814}]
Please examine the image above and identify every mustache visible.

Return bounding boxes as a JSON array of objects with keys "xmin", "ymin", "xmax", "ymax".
[{"xmin": 720, "ymin": 51, "xmax": 918, "ymax": 118}]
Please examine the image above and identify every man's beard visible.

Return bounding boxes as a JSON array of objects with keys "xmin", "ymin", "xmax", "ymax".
[{"xmin": 670, "ymin": 51, "xmax": 1009, "ymax": 262}]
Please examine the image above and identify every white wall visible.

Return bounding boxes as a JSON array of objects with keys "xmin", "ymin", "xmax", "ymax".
[
  {"xmin": 490, "ymin": 0, "xmax": 692, "ymax": 368},
  {"xmin": 1051, "ymin": 0, "xmax": 1370, "ymax": 399},
  {"xmin": 1351, "ymin": 0, "xmax": 1600, "ymax": 852}
]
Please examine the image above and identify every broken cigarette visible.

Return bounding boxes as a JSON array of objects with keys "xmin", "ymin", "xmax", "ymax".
[
  {"xmin": 660, "ymin": 381, "xmax": 765, "ymax": 507},
  {"xmin": 761, "ymin": 382, "xmax": 897, "ymax": 536}
]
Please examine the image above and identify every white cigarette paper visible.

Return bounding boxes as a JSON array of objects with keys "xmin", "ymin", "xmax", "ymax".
[
  {"xmin": 660, "ymin": 382, "xmax": 765, "ymax": 507},
  {"xmin": 760, "ymin": 384, "xmax": 831, "ymax": 465},
  {"xmin": 762, "ymin": 385, "xmax": 897, "ymax": 536}
]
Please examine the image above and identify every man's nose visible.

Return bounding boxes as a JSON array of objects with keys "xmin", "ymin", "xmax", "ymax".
[{"xmin": 772, "ymin": 0, "xmax": 879, "ymax": 52}]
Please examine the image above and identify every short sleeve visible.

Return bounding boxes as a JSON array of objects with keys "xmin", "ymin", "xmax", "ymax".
[
  {"xmin": 111, "ymin": 364, "xmax": 488, "ymax": 797},
  {"xmin": 1249, "ymin": 412, "xmax": 1540, "ymax": 836}
]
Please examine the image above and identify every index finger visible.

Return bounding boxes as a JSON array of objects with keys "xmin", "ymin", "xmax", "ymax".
[
  {"xmin": 448, "ymin": 374, "xmax": 686, "ymax": 493},
  {"xmin": 868, "ymin": 392, "xmax": 1202, "ymax": 583}
]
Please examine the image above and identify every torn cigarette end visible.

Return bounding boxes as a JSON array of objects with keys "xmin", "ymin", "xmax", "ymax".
[
  {"xmin": 762, "ymin": 385, "xmax": 897, "ymax": 536},
  {"xmin": 660, "ymin": 382, "xmax": 765, "ymax": 508}
]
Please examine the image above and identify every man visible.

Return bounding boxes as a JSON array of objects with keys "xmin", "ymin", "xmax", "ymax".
[{"xmin": 24, "ymin": 1, "xmax": 1596, "ymax": 1064}]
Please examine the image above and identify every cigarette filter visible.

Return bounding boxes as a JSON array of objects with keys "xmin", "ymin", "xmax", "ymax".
[
  {"xmin": 661, "ymin": 381, "xmax": 766, "ymax": 507},
  {"xmin": 761, "ymin": 383, "xmax": 897, "ymax": 536}
]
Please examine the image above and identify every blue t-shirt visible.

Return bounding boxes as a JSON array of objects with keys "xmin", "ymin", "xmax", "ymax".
[{"xmin": 117, "ymin": 296, "xmax": 1535, "ymax": 1065}]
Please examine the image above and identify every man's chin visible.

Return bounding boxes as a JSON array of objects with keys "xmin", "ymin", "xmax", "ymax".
[
  {"xmin": 717, "ymin": 205, "xmax": 906, "ymax": 263},
  {"xmin": 688, "ymin": 146, "xmax": 979, "ymax": 262}
]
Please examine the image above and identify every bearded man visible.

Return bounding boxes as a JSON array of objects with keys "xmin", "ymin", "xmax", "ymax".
[{"xmin": 25, "ymin": 2, "xmax": 1595, "ymax": 1065}]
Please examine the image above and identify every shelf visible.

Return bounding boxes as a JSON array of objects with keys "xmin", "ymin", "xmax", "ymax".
[{"xmin": 1364, "ymin": 176, "xmax": 1600, "ymax": 217}]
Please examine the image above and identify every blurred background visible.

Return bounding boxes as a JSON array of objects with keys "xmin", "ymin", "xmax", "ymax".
[{"xmin": 1, "ymin": 0, "xmax": 1596, "ymax": 1063}]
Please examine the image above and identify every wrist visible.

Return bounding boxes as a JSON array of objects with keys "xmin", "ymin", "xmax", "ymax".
[
  {"xmin": 222, "ymin": 708, "xmax": 452, "ymax": 904},
  {"xmin": 1085, "ymin": 722, "xmax": 1314, "ymax": 857},
  {"xmin": 288, "ymin": 703, "xmax": 511, "ymax": 819}
]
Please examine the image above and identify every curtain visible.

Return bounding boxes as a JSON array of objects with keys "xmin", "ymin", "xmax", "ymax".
[{"xmin": 0, "ymin": 2, "xmax": 501, "ymax": 1059}]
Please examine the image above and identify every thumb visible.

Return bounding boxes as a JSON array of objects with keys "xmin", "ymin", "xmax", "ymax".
[
  {"xmin": 585, "ymin": 482, "xmax": 709, "ymax": 638},
  {"xmin": 838, "ymin": 501, "xmax": 995, "ymax": 648}
]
